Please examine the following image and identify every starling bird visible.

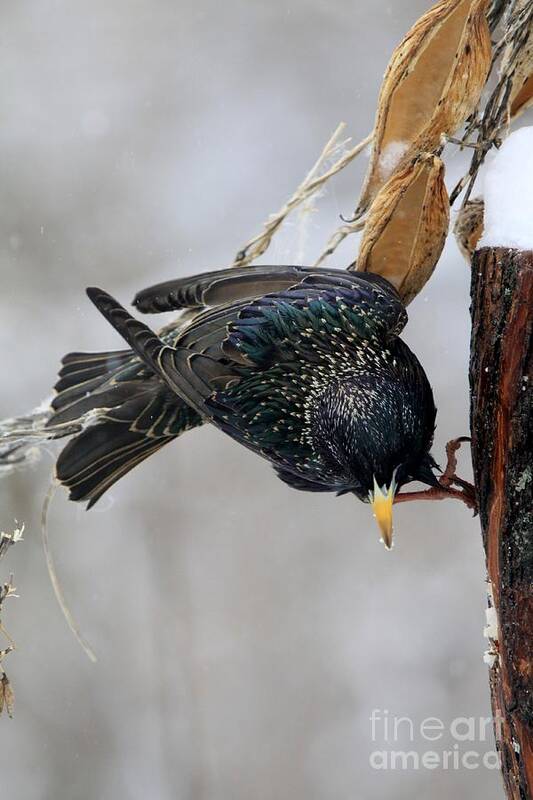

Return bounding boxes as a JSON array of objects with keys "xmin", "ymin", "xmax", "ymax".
[{"xmin": 40, "ymin": 265, "xmax": 438, "ymax": 547}]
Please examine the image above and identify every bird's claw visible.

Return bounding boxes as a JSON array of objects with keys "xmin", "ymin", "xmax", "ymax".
[{"xmin": 394, "ymin": 437, "xmax": 478, "ymax": 513}]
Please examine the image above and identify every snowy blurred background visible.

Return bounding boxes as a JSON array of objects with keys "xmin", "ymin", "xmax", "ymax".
[{"xmin": 0, "ymin": 1, "xmax": 511, "ymax": 798}]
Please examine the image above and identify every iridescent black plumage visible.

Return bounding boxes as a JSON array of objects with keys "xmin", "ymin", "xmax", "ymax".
[{"xmin": 42, "ymin": 265, "xmax": 438, "ymax": 509}]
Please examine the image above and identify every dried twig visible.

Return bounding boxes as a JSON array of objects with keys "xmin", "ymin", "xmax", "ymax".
[
  {"xmin": 0, "ymin": 523, "xmax": 24, "ymax": 718},
  {"xmin": 41, "ymin": 480, "xmax": 97, "ymax": 664},
  {"xmin": 232, "ymin": 125, "xmax": 372, "ymax": 267},
  {"xmin": 313, "ymin": 216, "xmax": 366, "ymax": 267}
]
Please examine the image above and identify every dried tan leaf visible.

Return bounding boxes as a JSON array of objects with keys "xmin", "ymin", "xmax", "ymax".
[
  {"xmin": 356, "ymin": 0, "xmax": 491, "ymax": 215},
  {"xmin": 453, "ymin": 198, "xmax": 484, "ymax": 260},
  {"xmin": 356, "ymin": 153, "xmax": 449, "ymax": 305}
]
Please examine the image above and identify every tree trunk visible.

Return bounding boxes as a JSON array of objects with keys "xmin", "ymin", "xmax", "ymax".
[{"xmin": 470, "ymin": 247, "xmax": 533, "ymax": 798}]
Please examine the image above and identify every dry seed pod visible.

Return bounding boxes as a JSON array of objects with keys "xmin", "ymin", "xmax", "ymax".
[
  {"xmin": 511, "ymin": 73, "xmax": 533, "ymax": 119},
  {"xmin": 356, "ymin": 0, "xmax": 491, "ymax": 215},
  {"xmin": 453, "ymin": 198, "xmax": 484, "ymax": 260},
  {"xmin": 355, "ymin": 153, "xmax": 449, "ymax": 305}
]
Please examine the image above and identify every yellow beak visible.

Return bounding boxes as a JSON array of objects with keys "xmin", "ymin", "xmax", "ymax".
[{"xmin": 369, "ymin": 474, "xmax": 397, "ymax": 549}]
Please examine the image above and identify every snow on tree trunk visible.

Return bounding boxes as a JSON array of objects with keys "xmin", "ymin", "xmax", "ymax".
[{"xmin": 470, "ymin": 128, "xmax": 533, "ymax": 798}]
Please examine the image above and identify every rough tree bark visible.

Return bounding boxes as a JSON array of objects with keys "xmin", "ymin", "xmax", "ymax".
[{"xmin": 470, "ymin": 247, "xmax": 533, "ymax": 798}]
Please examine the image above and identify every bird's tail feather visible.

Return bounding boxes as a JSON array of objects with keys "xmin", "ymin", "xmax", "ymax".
[
  {"xmin": 52, "ymin": 349, "xmax": 133, "ymax": 415},
  {"xmin": 55, "ymin": 419, "xmax": 175, "ymax": 508},
  {"xmin": 1, "ymin": 346, "xmax": 201, "ymax": 506},
  {"xmin": 0, "ymin": 348, "xmax": 140, "ymax": 474}
]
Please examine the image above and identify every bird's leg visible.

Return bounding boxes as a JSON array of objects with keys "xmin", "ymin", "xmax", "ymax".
[
  {"xmin": 394, "ymin": 437, "xmax": 478, "ymax": 512},
  {"xmin": 394, "ymin": 484, "xmax": 478, "ymax": 511},
  {"xmin": 440, "ymin": 437, "xmax": 477, "ymax": 500},
  {"xmin": 439, "ymin": 437, "xmax": 468, "ymax": 487}
]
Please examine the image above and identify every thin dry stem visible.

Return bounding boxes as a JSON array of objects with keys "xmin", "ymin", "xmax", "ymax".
[
  {"xmin": 232, "ymin": 125, "xmax": 372, "ymax": 267},
  {"xmin": 41, "ymin": 479, "xmax": 97, "ymax": 663},
  {"xmin": 313, "ymin": 216, "xmax": 366, "ymax": 267},
  {"xmin": 0, "ymin": 525, "xmax": 23, "ymax": 718}
]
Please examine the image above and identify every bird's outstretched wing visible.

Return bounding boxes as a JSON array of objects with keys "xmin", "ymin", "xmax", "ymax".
[
  {"xmin": 89, "ymin": 269, "xmax": 405, "ymax": 412},
  {"xmin": 134, "ymin": 265, "xmax": 305, "ymax": 312},
  {"xmin": 134, "ymin": 265, "xmax": 340, "ymax": 313},
  {"xmin": 86, "ymin": 287, "xmax": 241, "ymax": 419},
  {"xmin": 222, "ymin": 269, "xmax": 407, "ymax": 367},
  {"xmin": 131, "ymin": 264, "xmax": 406, "ymax": 340}
]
